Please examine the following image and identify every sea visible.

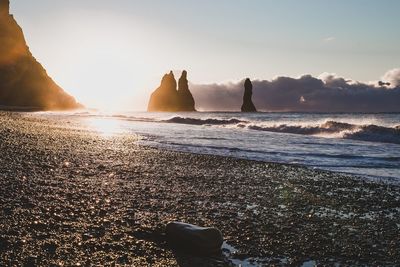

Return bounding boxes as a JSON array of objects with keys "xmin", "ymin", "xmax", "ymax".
[{"xmin": 39, "ymin": 111, "xmax": 400, "ymax": 183}]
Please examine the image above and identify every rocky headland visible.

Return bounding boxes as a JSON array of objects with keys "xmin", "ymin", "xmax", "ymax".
[{"xmin": 0, "ymin": 0, "xmax": 81, "ymax": 111}]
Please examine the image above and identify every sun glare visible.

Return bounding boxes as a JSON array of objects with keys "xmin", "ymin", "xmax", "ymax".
[{"xmin": 86, "ymin": 118, "xmax": 124, "ymax": 137}]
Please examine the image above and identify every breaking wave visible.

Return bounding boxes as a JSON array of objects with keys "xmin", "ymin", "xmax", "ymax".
[
  {"xmin": 159, "ymin": 117, "xmax": 400, "ymax": 144},
  {"xmin": 245, "ymin": 121, "xmax": 400, "ymax": 144},
  {"xmin": 163, "ymin": 116, "xmax": 246, "ymax": 125}
]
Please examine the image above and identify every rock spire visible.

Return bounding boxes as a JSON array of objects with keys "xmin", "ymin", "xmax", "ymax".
[
  {"xmin": 241, "ymin": 78, "xmax": 257, "ymax": 112},
  {"xmin": 148, "ymin": 70, "xmax": 196, "ymax": 112}
]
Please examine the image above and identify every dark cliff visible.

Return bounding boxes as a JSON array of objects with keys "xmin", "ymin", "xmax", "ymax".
[
  {"xmin": 241, "ymin": 78, "xmax": 257, "ymax": 112},
  {"xmin": 0, "ymin": 0, "xmax": 82, "ymax": 110},
  {"xmin": 148, "ymin": 70, "xmax": 196, "ymax": 112}
]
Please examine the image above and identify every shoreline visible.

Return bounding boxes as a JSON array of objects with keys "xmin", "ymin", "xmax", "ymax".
[
  {"xmin": 139, "ymin": 143, "xmax": 400, "ymax": 186},
  {"xmin": 34, "ymin": 110, "xmax": 400, "ymax": 180},
  {"xmin": 1, "ymin": 112, "xmax": 399, "ymax": 266}
]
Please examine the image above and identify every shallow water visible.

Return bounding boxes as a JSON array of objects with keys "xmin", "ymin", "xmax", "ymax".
[{"xmin": 36, "ymin": 111, "xmax": 400, "ymax": 182}]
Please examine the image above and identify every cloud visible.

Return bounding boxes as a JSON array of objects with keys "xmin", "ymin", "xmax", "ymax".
[
  {"xmin": 323, "ymin": 36, "xmax": 335, "ymax": 42},
  {"xmin": 381, "ymin": 68, "xmax": 400, "ymax": 88},
  {"xmin": 190, "ymin": 68, "xmax": 400, "ymax": 112}
]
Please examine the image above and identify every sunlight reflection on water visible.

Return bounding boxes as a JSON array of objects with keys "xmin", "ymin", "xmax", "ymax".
[
  {"xmin": 85, "ymin": 117, "xmax": 125, "ymax": 137},
  {"xmin": 66, "ymin": 111, "xmax": 400, "ymax": 181}
]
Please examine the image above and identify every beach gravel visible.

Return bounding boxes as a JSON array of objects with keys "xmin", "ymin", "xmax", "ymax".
[{"xmin": 0, "ymin": 112, "xmax": 399, "ymax": 266}]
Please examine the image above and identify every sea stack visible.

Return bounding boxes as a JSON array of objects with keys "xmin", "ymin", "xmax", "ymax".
[
  {"xmin": 241, "ymin": 78, "xmax": 257, "ymax": 112},
  {"xmin": 147, "ymin": 70, "xmax": 196, "ymax": 112},
  {"xmin": 0, "ymin": 0, "xmax": 82, "ymax": 110},
  {"xmin": 147, "ymin": 71, "xmax": 179, "ymax": 112},
  {"xmin": 177, "ymin": 70, "xmax": 195, "ymax": 111}
]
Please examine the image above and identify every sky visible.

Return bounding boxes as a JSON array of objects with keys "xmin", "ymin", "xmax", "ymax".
[{"xmin": 10, "ymin": 0, "xmax": 400, "ymax": 110}]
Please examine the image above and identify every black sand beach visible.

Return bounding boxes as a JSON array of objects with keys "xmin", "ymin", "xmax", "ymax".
[{"xmin": 0, "ymin": 112, "xmax": 399, "ymax": 266}]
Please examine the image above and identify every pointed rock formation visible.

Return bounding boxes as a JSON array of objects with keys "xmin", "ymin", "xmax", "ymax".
[
  {"xmin": 147, "ymin": 71, "xmax": 179, "ymax": 112},
  {"xmin": 177, "ymin": 70, "xmax": 196, "ymax": 111},
  {"xmin": 0, "ymin": 0, "xmax": 82, "ymax": 110},
  {"xmin": 241, "ymin": 78, "xmax": 257, "ymax": 112},
  {"xmin": 148, "ymin": 70, "xmax": 196, "ymax": 112}
]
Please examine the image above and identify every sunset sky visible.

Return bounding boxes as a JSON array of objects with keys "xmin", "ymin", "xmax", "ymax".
[{"xmin": 11, "ymin": 0, "xmax": 400, "ymax": 110}]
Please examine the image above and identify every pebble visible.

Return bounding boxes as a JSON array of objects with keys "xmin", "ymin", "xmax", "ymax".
[{"xmin": 166, "ymin": 222, "xmax": 224, "ymax": 254}]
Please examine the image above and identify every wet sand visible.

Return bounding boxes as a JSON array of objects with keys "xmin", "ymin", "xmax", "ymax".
[{"xmin": 0, "ymin": 112, "xmax": 399, "ymax": 266}]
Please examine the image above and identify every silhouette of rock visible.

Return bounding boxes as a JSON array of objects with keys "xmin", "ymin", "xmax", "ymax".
[
  {"xmin": 166, "ymin": 222, "xmax": 223, "ymax": 254},
  {"xmin": 177, "ymin": 70, "xmax": 196, "ymax": 111},
  {"xmin": 241, "ymin": 78, "xmax": 257, "ymax": 112},
  {"xmin": 147, "ymin": 71, "xmax": 179, "ymax": 112},
  {"xmin": 0, "ymin": 0, "xmax": 9, "ymax": 16},
  {"xmin": 148, "ymin": 70, "xmax": 196, "ymax": 112},
  {"xmin": 0, "ymin": 0, "xmax": 82, "ymax": 110}
]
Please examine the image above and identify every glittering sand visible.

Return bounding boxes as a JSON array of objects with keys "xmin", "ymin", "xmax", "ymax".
[{"xmin": 0, "ymin": 112, "xmax": 399, "ymax": 266}]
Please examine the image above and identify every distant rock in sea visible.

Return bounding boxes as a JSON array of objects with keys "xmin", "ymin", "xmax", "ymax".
[
  {"xmin": 147, "ymin": 71, "xmax": 179, "ymax": 112},
  {"xmin": 241, "ymin": 78, "xmax": 257, "ymax": 112},
  {"xmin": 177, "ymin": 70, "xmax": 196, "ymax": 111},
  {"xmin": 0, "ymin": 0, "xmax": 82, "ymax": 111},
  {"xmin": 148, "ymin": 70, "xmax": 196, "ymax": 112}
]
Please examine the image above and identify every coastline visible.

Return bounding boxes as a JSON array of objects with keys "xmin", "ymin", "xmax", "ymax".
[{"xmin": 0, "ymin": 112, "xmax": 399, "ymax": 266}]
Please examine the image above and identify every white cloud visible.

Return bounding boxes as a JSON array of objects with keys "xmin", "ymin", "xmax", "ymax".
[
  {"xmin": 318, "ymin": 72, "xmax": 338, "ymax": 82},
  {"xmin": 323, "ymin": 36, "xmax": 335, "ymax": 42},
  {"xmin": 382, "ymin": 68, "xmax": 400, "ymax": 88}
]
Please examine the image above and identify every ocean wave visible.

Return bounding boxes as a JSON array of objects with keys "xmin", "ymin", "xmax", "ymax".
[
  {"xmin": 159, "ymin": 116, "xmax": 400, "ymax": 144},
  {"xmin": 246, "ymin": 121, "xmax": 400, "ymax": 144},
  {"xmin": 84, "ymin": 112, "xmax": 399, "ymax": 145},
  {"xmin": 246, "ymin": 121, "xmax": 356, "ymax": 135},
  {"xmin": 343, "ymin": 124, "xmax": 400, "ymax": 144},
  {"xmin": 163, "ymin": 116, "xmax": 246, "ymax": 125}
]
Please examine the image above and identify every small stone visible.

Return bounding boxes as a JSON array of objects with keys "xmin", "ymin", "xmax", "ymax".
[
  {"xmin": 82, "ymin": 233, "xmax": 92, "ymax": 241},
  {"xmin": 0, "ymin": 236, "xmax": 9, "ymax": 251},
  {"xmin": 166, "ymin": 222, "xmax": 224, "ymax": 255},
  {"xmin": 23, "ymin": 255, "xmax": 38, "ymax": 267},
  {"xmin": 117, "ymin": 254, "xmax": 129, "ymax": 264},
  {"xmin": 99, "ymin": 209, "xmax": 107, "ymax": 217},
  {"xmin": 43, "ymin": 242, "xmax": 58, "ymax": 254},
  {"xmin": 97, "ymin": 164, "xmax": 106, "ymax": 170},
  {"xmin": 3, "ymin": 206, "xmax": 13, "ymax": 215},
  {"xmin": 91, "ymin": 226, "xmax": 106, "ymax": 238}
]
